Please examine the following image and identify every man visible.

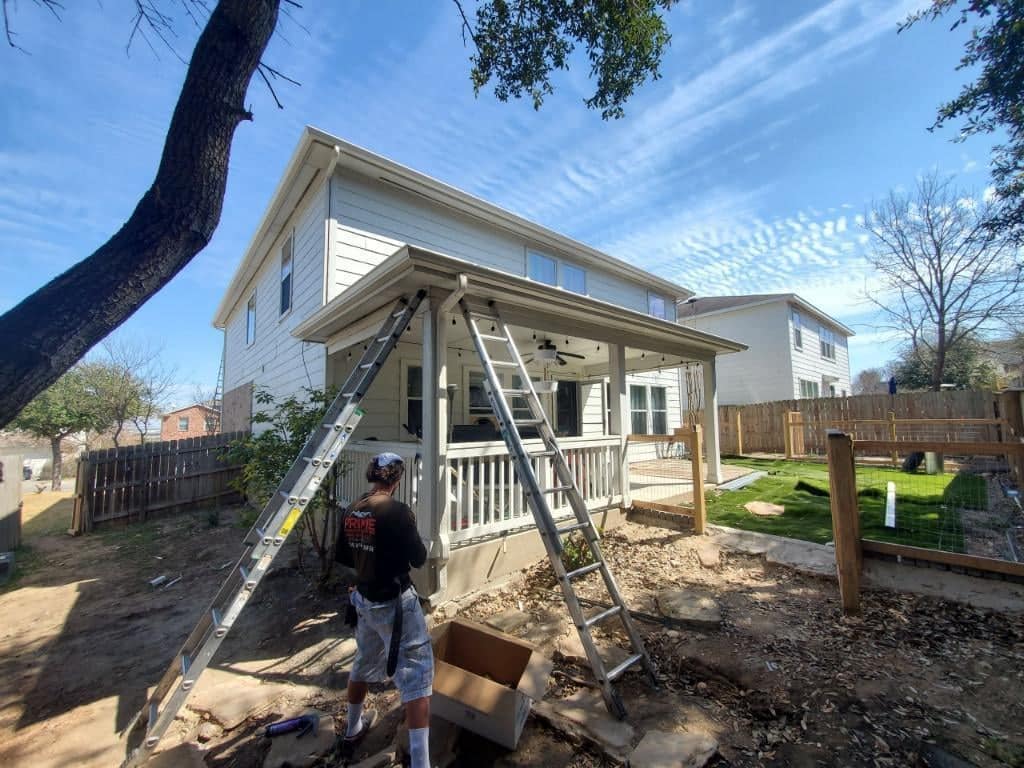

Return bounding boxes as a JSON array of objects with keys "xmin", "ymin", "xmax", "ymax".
[{"xmin": 335, "ymin": 452, "xmax": 432, "ymax": 767}]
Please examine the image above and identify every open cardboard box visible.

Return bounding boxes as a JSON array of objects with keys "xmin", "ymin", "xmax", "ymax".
[{"xmin": 430, "ymin": 617, "xmax": 553, "ymax": 749}]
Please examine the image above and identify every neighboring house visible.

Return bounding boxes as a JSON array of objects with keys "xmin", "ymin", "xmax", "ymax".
[
  {"xmin": 160, "ymin": 404, "xmax": 220, "ymax": 441},
  {"xmin": 677, "ymin": 294, "xmax": 853, "ymax": 405},
  {"xmin": 212, "ymin": 127, "xmax": 745, "ymax": 600},
  {"xmin": 981, "ymin": 338, "xmax": 1024, "ymax": 389}
]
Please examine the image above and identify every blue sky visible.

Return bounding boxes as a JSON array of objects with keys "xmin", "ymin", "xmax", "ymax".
[{"xmin": 0, "ymin": 0, "xmax": 994, "ymax": 405}]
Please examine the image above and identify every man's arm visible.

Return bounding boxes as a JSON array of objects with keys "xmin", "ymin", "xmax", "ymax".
[{"xmin": 397, "ymin": 504, "xmax": 427, "ymax": 568}]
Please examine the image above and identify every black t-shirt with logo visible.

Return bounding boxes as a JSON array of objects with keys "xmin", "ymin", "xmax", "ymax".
[{"xmin": 336, "ymin": 492, "xmax": 426, "ymax": 602}]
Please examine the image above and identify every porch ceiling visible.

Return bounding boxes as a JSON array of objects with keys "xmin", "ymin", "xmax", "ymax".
[{"xmin": 294, "ymin": 246, "xmax": 746, "ymax": 361}]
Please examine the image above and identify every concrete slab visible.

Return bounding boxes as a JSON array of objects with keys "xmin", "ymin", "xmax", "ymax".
[
  {"xmin": 655, "ymin": 590, "xmax": 722, "ymax": 629},
  {"xmin": 187, "ymin": 669, "xmax": 316, "ymax": 730},
  {"xmin": 708, "ymin": 525, "xmax": 836, "ymax": 578},
  {"xmin": 547, "ymin": 689, "xmax": 635, "ymax": 753},
  {"xmin": 484, "ymin": 607, "xmax": 532, "ymax": 634},
  {"xmin": 629, "ymin": 729, "xmax": 718, "ymax": 768},
  {"xmin": 556, "ymin": 632, "xmax": 632, "ymax": 670},
  {"xmin": 263, "ymin": 710, "xmax": 336, "ymax": 768}
]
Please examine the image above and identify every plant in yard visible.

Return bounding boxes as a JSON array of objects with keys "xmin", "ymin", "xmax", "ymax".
[
  {"xmin": 225, "ymin": 388, "xmax": 349, "ymax": 585},
  {"xmin": 561, "ymin": 530, "xmax": 598, "ymax": 572}
]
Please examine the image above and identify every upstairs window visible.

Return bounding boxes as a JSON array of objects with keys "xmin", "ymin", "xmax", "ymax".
[
  {"xmin": 178, "ymin": 416, "xmax": 189, "ymax": 431},
  {"xmin": 648, "ymin": 292, "xmax": 672, "ymax": 320},
  {"xmin": 527, "ymin": 252, "xmax": 557, "ymax": 285},
  {"xmin": 792, "ymin": 310, "xmax": 803, "ymax": 350},
  {"xmin": 279, "ymin": 233, "xmax": 293, "ymax": 316},
  {"xmin": 562, "ymin": 263, "xmax": 586, "ymax": 294},
  {"xmin": 246, "ymin": 292, "xmax": 256, "ymax": 346},
  {"xmin": 820, "ymin": 327, "xmax": 836, "ymax": 360}
]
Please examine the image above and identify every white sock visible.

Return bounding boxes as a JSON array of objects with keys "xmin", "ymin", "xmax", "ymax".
[
  {"xmin": 409, "ymin": 726, "xmax": 429, "ymax": 768},
  {"xmin": 346, "ymin": 701, "xmax": 364, "ymax": 737}
]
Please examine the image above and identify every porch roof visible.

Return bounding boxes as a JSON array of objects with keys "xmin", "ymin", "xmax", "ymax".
[{"xmin": 294, "ymin": 246, "xmax": 746, "ymax": 360}]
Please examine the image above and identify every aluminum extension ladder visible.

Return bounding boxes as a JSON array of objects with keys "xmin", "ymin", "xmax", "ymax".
[
  {"xmin": 460, "ymin": 299, "xmax": 657, "ymax": 718},
  {"xmin": 120, "ymin": 291, "xmax": 426, "ymax": 768}
]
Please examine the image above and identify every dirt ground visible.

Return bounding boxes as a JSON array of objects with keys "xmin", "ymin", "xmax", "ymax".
[{"xmin": 2, "ymin": 494, "xmax": 1023, "ymax": 767}]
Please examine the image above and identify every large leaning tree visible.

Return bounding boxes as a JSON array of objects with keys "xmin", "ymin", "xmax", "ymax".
[
  {"xmin": 903, "ymin": 1, "xmax": 1024, "ymax": 240},
  {"xmin": 0, "ymin": 0, "xmax": 679, "ymax": 428},
  {"xmin": 862, "ymin": 172, "xmax": 1023, "ymax": 391}
]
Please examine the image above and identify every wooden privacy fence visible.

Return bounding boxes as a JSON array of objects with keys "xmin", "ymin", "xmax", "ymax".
[
  {"xmin": 825, "ymin": 432, "xmax": 1024, "ymax": 615},
  {"xmin": 627, "ymin": 424, "xmax": 707, "ymax": 534},
  {"xmin": 716, "ymin": 390, "xmax": 1001, "ymax": 455},
  {"xmin": 72, "ymin": 432, "xmax": 247, "ymax": 533}
]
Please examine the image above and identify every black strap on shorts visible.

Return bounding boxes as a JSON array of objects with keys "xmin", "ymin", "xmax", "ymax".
[{"xmin": 386, "ymin": 590, "xmax": 404, "ymax": 678}]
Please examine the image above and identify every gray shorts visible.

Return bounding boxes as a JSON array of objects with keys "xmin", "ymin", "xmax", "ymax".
[{"xmin": 349, "ymin": 587, "xmax": 434, "ymax": 703}]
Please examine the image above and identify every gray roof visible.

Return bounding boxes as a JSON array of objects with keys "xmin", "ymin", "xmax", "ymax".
[{"xmin": 677, "ymin": 292, "xmax": 855, "ymax": 337}]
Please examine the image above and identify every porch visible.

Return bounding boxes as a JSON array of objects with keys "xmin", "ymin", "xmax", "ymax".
[{"xmin": 295, "ymin": 245, "xmax": 745, "ymax": 599}]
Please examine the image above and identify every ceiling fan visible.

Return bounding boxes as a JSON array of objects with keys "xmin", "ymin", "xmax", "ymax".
[{"xmin": 521, "ymin": 339, "xmax": 586, "ymax": 367}]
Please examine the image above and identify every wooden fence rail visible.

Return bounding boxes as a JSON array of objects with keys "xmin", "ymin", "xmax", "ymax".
[{"xmin": 71, "ymin": 431, "xmax": 247, "ymax": 533}]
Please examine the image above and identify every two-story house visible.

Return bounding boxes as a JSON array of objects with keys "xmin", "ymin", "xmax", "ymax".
[
  {"xmin": 213, "ymin": 127, "xmax": 745, "ymax": 600},
  {"xmin": 676, "ymin": 293, "xmax": 854, "ymax": 405}
]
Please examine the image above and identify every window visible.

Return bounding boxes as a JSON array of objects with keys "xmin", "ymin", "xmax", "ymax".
[
  {"xmin": 527, "ymin": 251, "xmax": 587, "ymax": 294},
  {"xmin": 178, "ymin": 416, "xmax": 189, "ymax": 431},
  {"xmin": 246, "ymin": 291, "xmax": 256, "ymax": 346},
  {"xmin": 829, "ymin": 384, "xmax": 837, "ymax": 397},
  {"xmin": 798, "ymin": 380, "xmax": 819, "ymax": 399},
  {"xmin": 820, "ymin": 326, "xmax": 836, "ymax": 360},
  {"xmin": 792, "ymin": 310, "xmax": 803, "ymax": 350},
  {"xmin": 467, "ymin": 370, "xmax": 531, "ymax": 423},
  {"xmin": 527, "ymin": 251, "xmax": 557, "ymax": 285},
  {"xmin": 648, "ymin": 293, "xmax": 671, "ymax": 320},
  {"xmin": 279, "ymin": 233, "xmax": 293, "ymax": 316},
  {"xmin": 629, "ymin": 384, "xmax": 668, "ymax": 434},
  {"xmin": 562, "ymin": 263, "xmax": 586, "ymax": 295},
  {"xmin": 405, "ymin": 364, "xmax": 423, "ymax": 438}
]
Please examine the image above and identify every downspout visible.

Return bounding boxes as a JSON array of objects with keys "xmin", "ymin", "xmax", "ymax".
[{"xmin": 424, "ymin": 274, "xmax": 469, "ymax": 606}]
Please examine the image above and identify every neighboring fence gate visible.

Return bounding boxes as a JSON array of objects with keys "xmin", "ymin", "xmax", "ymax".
[
  {"xmin": 72, "ymin": 432, "xmax": 246, "ymax": 533},
  {"xmin": 627, "ymin": 425, "xmax": 707, "ymax": 533}
]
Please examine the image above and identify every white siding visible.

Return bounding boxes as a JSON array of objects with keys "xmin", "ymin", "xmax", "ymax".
[
  {"xmin": 626, "ymin": 370, "xmax": 683, "ymax": 431},
  {"xmin": 223, "ymin": 182, "xmax": 330, "ymax": 420},
  {"xmin": 678, "ymin": 303, "xmax": 795, "ymax": 405},
  {"xmin": 330, "ymin": 170, "xmax": 660, "ymax": 313},
  {"xmin": 788, "ymin": 307, "xmax": 852, "ymax": 398},
  {"xmin": 580, "ymin": 381, "xmax": 605, "ymax": 437}
]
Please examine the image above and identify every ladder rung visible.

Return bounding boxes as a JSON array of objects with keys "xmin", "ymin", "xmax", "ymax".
[
  {"xmin": 605, "ymin": 653, "xmax": 643, "ymax": 683},
  {"xmin": 359, "ymin": 362, "xmax": 379, "ymax": 369},
  {"xmin": 542, "ymin": 485, "xmax": 573, "ymax": 494},
  {"xmin": 391, "ymin": 307, "xmax": 409, "ymax": 318},
  {"xmin": 490, "ymin": 361, "xmax": 519, "ymax": 368},
  {"xmin": 375, "ymin": 335, "xmax": 393, "ymax": 343},
  {"xmin": 584, "ymin": 605, "xmax": 622, "ymax": 629},
  {"xmin": 478, "ymin": 333, "xmax": 509, "ymax": 342},
  {"xmin": 503, "ymin": 388, "xmax": 529, "ymax": 396},
  {"xmin": 516, "ymin": 418, "xmax": 544, "ymax": 425},
  {"xmin": 181, "ymin": 653, "xmax": 191, "ymax": 676},
  {"xmin": 342, "ymin": 391, "xmax": 360, "ymax": 398},
  {"xmin": 557, "ymin": 521, "xmax": 591, "ymax": 535},
  {"xmin": 529, "ymin": 450, "xmax": 557, "ymax": 458},
  {"xmin": 565, "ymin": 562, "xmax": 602, "ymax": 581}
]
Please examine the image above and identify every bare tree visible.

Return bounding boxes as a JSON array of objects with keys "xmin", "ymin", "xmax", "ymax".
[
  {"xmin": 862, "ymin": 172, "xmax": 1023, "ymax": 391},
  {"xmin": 107, "ymin": 337, "xmax": 177, "ymax": 443},
  {"xmin": 853, "ymin": 368, "xmax": 887, "ymax": 395},
  {"xmin": 682, "ymin": 363, "xmax": 703, "ymax": 427}
]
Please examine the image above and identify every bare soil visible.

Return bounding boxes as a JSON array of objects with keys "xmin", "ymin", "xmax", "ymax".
[{"xmin": 2, "ymin": 495, "xmax": 1023, "ymax": 767}]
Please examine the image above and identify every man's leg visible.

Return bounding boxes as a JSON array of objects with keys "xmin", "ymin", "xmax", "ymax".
[
  {"xmin": 405, "ymin": 696, "xmax": 430, "ymax": 768},
  {"xmin": 346, "ymin": 680, "xmax": 369, "ymax": 737}
]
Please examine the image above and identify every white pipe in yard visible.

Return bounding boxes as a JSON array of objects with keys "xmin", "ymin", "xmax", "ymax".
[{"xmin": 885, "ymin": 481, "xmax": 896, "ymax": 528}]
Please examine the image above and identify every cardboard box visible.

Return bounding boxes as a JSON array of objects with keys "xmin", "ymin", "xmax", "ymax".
[{"xmin": 430, "ymin": 617, "xmax": 552, "ymax": 749}]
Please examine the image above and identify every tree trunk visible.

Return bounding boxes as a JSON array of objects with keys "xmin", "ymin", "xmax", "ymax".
[
  {"xmin": 50, "ymin": 437, "xmax": 63, "ymax": 491},
  {"xmin": 0, "ymin": 0, "xmax": 280, "ymax": 428}
]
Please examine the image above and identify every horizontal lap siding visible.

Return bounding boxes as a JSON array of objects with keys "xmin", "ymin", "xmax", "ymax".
[
  {"xmin": 330, "ymin": 171, "xmax": 657, "ymax": 313},
  {"xmin": 628, "ymin": 370, "xmax": 683, "ymax": 428},
  {"xmin": 580, "ymin": 382, "xmax": 605, "ymax": 436},
  {"xmin": 223, "ymin": 182, "xmax": 329, "ymax": 426},
  {"xmin": 789, "ymin": 309, "xmax": 852, "ymax": 397}
]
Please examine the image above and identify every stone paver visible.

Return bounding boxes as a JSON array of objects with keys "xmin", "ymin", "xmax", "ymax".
[
  {"xmin": 263, "ymin": 710, "xmax": 336, "ymax": 768},
  {"xmin": 744, "ymin": 500, "xmax": 784, "ymax": 517},
  {"xmin": 187, "ymin": 669, "xmax": 316, "ymax": 729},
  {"xmin": 557, "ymin": 632, "xmax": 632, "ymax": 670},
  {"xmin": 484, "ymin": 607, "xmax": 532, "ymax": 634},
  {"xmin": 146, "ymin": 743, "xmax": 206, "ymax": 768},
  {"xmin": 692, "ymin": 539, "xmax": 720, "ymax": 568},
  {"xmin": 548, "ymin": 689, "xmax": 635, "ymax": 753},
  {"xmin": 629, "ymin": 729, "xmax": 718, "ymax": 768},
  {"xmin": 656, "ymin": 590, "xmax": 722, "ymax": 629}
]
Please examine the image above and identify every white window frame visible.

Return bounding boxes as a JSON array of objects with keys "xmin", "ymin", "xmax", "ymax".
[
  {"xmin": 463, "ymin": 366, "xmax": 532, "ymax": 424},
  {"xmin": 647, "ymin": 292, "xmax": 673, "ymax": 321},
  {"xmin": 400, "ymin": 360, "xmax": 423, "ymax": 442},
  {"xmin": 279, "ymin": 231, "xmax": 294, "ymax": 317},
  {"xmin": 629, "ymin": 384, "xmax": 669, "ymax": 435},
  {"xmin": 245, "ymin": 290, "xmax": 256, "ymax": 347},
  {"xmin": 798, "ymin": 379, "xmax": 820, "ymax": 399},
  {"xmin": 526, "ymin": 250, "xmax": 588, "ymax": 295},
  {"xmin": 178, "ymin": 416, "xmax": 189, "ymax": 431},
  {"xmin": 792, "ymin": 310, "xmax": 803, "ymax": 350},
  {"xmin": 820, "ymin": 326, "xmax": 836, "ymax": 360}
]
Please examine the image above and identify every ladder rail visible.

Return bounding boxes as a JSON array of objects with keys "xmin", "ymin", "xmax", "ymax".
[{"xmin": 121, "ymin": 291, "xmax": 426, "ymax": 768}]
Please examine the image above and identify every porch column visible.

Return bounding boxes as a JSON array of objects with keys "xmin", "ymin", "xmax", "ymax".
[
  {"xmin": 608, "ymin": 343, "xmax": 631, "ymax": 506},
  {"xmin": 702, "ymin": 356, "xmax": 723, "ymax": 485},
  {"xmin": 421, "ymin": 290, "xmax": 450, "ymax": 599}
]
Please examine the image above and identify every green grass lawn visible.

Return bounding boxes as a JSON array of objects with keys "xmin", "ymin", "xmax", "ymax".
[{"xmin": 710, "ymin": 458, "xmax": 987, "ymax": 552}]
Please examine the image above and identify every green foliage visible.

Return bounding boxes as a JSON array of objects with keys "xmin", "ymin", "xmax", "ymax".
[
  {"xmin": 12, "ymin": 367, "xmax": 109, "ymax": 440},
  {"xmin": 561, "ymin": 530, "xmax": 598, "ymax": 571},
  {"xmin": 891, "ymin": 336, "xmax": 998, "ymax": 391},
  {"xmin": 904, "ymin": 1, "xmax": 1024, "ymax": 238},
  {"xmin": 463, "ymin": 0, "xmax": 678, "ymax": 119},
  {"xmin": 225, "ymin": 388, "xmax": 346, "ymax": 584}
]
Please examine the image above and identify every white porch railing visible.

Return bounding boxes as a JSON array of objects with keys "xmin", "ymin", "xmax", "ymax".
[
  {"xmin": 335, "ymin": 441, "xmax": 422, "ymax": 515},
  {"xmin": 445, "ymin": 435, "xmax": 623, "ymax": 545}
]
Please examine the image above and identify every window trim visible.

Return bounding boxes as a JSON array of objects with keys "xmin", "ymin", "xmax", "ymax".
[
  {"xmin": 819, "ymin": 326, "xmax": 836, "ymax": 360},
  {"xmin": 792, "ymin": 310, "xmax": 803, "ymax": 350},
  {"xmin": 279, "ymin": 230, "xmax": 294, "ymax": 318},
  {"xmin": 400, "ymin": 360, "xmax": 423, "ymax": 442},
  {"xmin": 245, "ymin": 290, "xmax": 257, "ymax": 347},
  {"xmin": 629, "ymin": 383, "xmax": 669, "ymax": 435},
  {"xmin": 798, "ymin": 379, "xmax": 820, "ymax": 399}
]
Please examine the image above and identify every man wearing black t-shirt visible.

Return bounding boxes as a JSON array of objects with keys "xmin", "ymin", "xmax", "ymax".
[{"xmin": 335, "ymin": 453, "xmax": 432, "ymax": 767}]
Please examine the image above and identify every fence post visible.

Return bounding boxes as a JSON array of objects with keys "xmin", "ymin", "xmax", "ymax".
[
  {"xmin": 887, "ymin": 410, "xmax": 898, "ymax": 465},
  {"xmin": 735, "ymin": 411, "xmax": 743, "ymax": 456},
  {"xmin": 826, "ymin": 431, "xmax": 861, "ymax": 616},
  {"xmin": 784, "ymin": 412, "xmax": 793, "ymax": 459},
  {"xmin": 689, "ymin": 424, "xmax": 706, "ymax": 535}
]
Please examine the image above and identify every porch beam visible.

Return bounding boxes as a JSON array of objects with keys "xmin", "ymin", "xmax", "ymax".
[
  {"xmin": 608, "ymin": 343, "xmax": 631, "ymax": 507},
  {"xmin": 702, "ymin": 356, "xmax": 722, "ymax": 485},
  {"xmin": 421, "ymin": 289, "xmax": 450, "ymax": 599}
]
